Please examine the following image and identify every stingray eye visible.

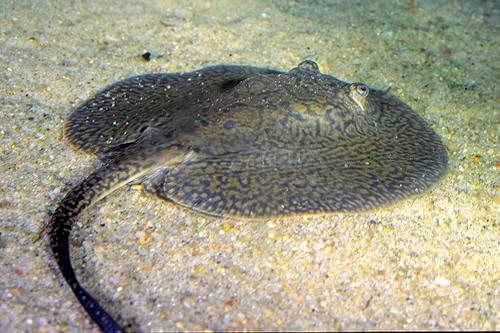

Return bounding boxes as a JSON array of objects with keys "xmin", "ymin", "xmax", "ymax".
[
  {"xmin": 355, "ymin": 83, "xmax": 369, "ymax": 98},
  {"xmin": 349, "ymin": 83, "xmax": 369, "ymax": 111},
  {"xmin": 296, "ymin": 60, "xmax": 320, "ymax": 73}
]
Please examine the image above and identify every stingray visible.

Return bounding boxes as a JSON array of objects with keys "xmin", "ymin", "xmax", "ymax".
[{"xmin": 47, "ymin": 60, "xmax": 448, "ymax": 332}]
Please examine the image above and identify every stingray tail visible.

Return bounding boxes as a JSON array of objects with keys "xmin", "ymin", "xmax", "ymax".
[{"xmin": 48, "ymin": 143, "xmax": 188, "ymax": 332}]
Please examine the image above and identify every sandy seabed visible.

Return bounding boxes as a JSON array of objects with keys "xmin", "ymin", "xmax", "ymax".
[{"xmin": 0, "ymin": 0, "xmax": 498, "ymax": 331}]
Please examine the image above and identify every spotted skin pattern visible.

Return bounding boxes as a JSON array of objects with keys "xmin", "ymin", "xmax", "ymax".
[{"xmin": 48, "ymin": 61, "xmax": 448, "ymax": 332}]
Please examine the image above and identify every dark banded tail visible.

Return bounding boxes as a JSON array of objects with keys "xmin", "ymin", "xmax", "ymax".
[{"xmin": 48, "ymin": 143, "xmax": 189, "ymax": 332}]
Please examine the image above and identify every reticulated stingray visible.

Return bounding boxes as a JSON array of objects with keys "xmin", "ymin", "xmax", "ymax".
[{"xmin": 48, "ymin": 60, "xmax": 448, "ymax": 332}]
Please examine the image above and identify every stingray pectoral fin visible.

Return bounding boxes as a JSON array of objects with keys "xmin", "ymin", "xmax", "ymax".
[{"xmin": 48, "ymin": 143, "xmax": 191, "ymax": 333}]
